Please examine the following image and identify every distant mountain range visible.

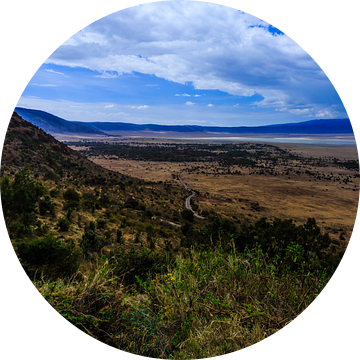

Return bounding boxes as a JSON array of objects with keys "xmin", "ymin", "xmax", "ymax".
[
  {"xmin": 15, "ymin": 107, "xmax": 106, "ymax": 136},
  {"xmin": 15, "ymin": 107, "xmax": 354, "ymax": 137}
]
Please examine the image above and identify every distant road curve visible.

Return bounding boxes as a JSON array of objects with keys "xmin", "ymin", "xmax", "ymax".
[{"xmin": 178, "ymin": 170, "xmax": 205, "ymax": 220}]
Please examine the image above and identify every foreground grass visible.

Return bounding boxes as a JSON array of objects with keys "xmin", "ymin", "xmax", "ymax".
[{"xmin": 35, "ymin": 247, "xmax": 331, "ymax": 359}]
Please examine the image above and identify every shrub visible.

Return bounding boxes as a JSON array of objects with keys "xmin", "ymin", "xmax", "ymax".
[
  {"xmin": 99, "ymin": 194, "xmax": 111, "ymax": 207},
  {"xmin": 43, "ymin": 170, "xmax": 60, "ymax": 181},
  {"xmin": 16, "ymin": 234, "xmax": 80, "ymax": 279},
  {"xmin": 39, "ymin": 195, "xmax": 55, "ymax": 216},
  {"xmin": 63, "ymin": 188, "xmax": 80, "ymax": 202},
  {"xmin": 116, "ymin": 229, "xmax": 123, "ymax": 244},
  {"xmin": 82, "ymin": 192, "xmax": 98, "ymax": 210},
  {"xmin": 111, "ymin": 248, "xmax": 170, "ymax": 286},
  {"xmin": 181, "ymin": 209, "xmax": 194, "ymax": 222},
  {"xmin": 50, "ymin": 188, "xmax": 60, "ymax": 198},
  {"xmin": 57, "ymin": 217, "xmax": 70, "ymax": 232},
  {"xmin": 144, "ymin": 210, "xmax": 153, "ymax": 218},
  {"xmin": 124, "ymin": 197, "xmax": 139, "ymax": 209},
  {"xmin": 1, "ymin": 167, "xmax": 45, "ymax": 236},
  {"xmin": 63, "ymin": 188, "xmax": 80, "ymax": 209},
  {"xmin": 96, "ymin": 219, "xmax": 107, "ymax": 229},
  {"xmin": 80, "ymin": 228, "xmax": 108, "ymax": 254}
]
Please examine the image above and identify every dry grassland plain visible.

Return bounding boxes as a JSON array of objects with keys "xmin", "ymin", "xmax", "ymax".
[{"xmin": 70, "ymin": 139, "xmax": 359, "ymax": 243}]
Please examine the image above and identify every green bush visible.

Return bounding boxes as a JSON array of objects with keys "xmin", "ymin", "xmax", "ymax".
[
  {"xmin": 39, "ymin": 195, "xmax": 55, "ymax": 216},
  {"xmin": 181, "ymin": 209, "xmax": 194, "ymax": 222},
  {"xmin": 82, "ymin": 192, "xmax": 98, "ymax": 210},
  {"xmin": 50, "ymin": 188, "xmax": 60, "ymax": 198},
  {"xmin": 80, "ymin": 227, "xmax": 108, "ymax": 255},
  {"xmin": 116, "ymin": 229, "xmax": 123, "ymax": 244},
  {"xmin": 43, "ymin": 170, "xmax": 60, "ymax": 181},
  {"xmin": 96, "ymin": 219, "xmax": 107, "ymax": 229},
  {"xmin": 63, "ymin": 188, "xmax": 80, "ymax": 202},
  {"xmin": 111, "ymin": 248, "xmax": 170, "ymax": 286},
  {"xmin": 144, "ymin": 210, "xmax": 153, "ymax": 218},
  {"xmin": 16, "ymin": 234, "xmax": 80, "ymax": 279},
  {"xmin": 233, "ymin": 217, "xmax": 331, "ymax": 271},
  {"xmin": 63, "ymin": 188, "xmax": 80, "ymax": 209},
  {"xmin": 1, "ymin": 167, "xmax": 45, "ymax": 237},
  {"xmin": 57, "ymin": 217, "xmax": 70, "ymax": 232},
  {"xmin": 124, "ymin": 197, "xmax": 139, "ymax": 209}
]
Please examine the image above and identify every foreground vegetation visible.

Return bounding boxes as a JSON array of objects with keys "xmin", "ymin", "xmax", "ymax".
[
  {"xmin": 1, "ymin": 166, "xmax": 339, "ymax": 358},
  {"xmin": 35, "ymin": 246, "xmax": 331, "ymax": 359},
  {"xmin": 1, "ymin": 113, "xmax": 351, "ymax": 358}
]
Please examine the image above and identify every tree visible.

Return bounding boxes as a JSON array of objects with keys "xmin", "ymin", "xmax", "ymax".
[
  {"xmin": 16, "ymin": 233, "xmax": 80, "ymax": 279},
  {"xmin": 181, "ymin": 209, "xmax": 194, "ymax": 222},
  {"xmin": 57, "ymin": 217, "xmax": 70, "ymax": 232},
  {"xmin": 39, "ymin": 195, "xmax": 55, "ymax": 216},
  {"xmin": 116, "ymin": 229, "xmax": 123, "ymax": 244},
  {"xmin": 1, "ymin": 166, "xmax": 45, "ymax": 236},
  {"xmin": 299, "ymin": 218, "xmax": 331, "ymax": 259}
]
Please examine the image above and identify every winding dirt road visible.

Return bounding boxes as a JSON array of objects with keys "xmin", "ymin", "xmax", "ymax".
[{"xmin": 178, "ymin": 170, "xmax": 205, "ymax": 219}]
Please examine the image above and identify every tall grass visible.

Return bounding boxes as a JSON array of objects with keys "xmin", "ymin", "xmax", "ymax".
[{"xmin": 35, "ymin": 246, "xmax": 331, "ymax": 359}]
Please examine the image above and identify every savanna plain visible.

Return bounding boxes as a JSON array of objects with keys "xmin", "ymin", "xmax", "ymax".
[{"xmin": 75, "ymin": 139, "xmax": 358, "ymax": 242}]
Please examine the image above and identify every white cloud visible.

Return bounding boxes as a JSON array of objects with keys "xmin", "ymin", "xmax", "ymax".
[
  {"xmin": 288, "ymin": 108, "xmax": 312, "ymax": 115},
  {"xmin": 42, "ymin": 1, "xmax": 345, "ymax": 117},
  {"xmin": 95, "ymin": 71, "xmax": 118, "ymax": 78},
  {"xmin": 131, "ymin": 105, "xmax": 150, "ymax": 109},
  {"xmin": 315, "ymin": 109, "xmax": 336, "ymax": 118},
  {"xmin": 185, "ymin": 101, "xmax": 195, "ymax": 106},
  {"xmin": 45, "ymin": 69, "xmax": 66, "ymax": 76},
  {"xmin": 194, "ymin": 95, "xmax": 201, "ymax": 97},
  {"xmin": 207, "ymin": 104, "xmax": 214, "ymax": 107},
  {"xmin": 31, "ymin": 83, "xmax": 57, "ymax": 87},
  {"xmin": 104, "ymin": 104, "xmax": 114, "ymax": 108}
]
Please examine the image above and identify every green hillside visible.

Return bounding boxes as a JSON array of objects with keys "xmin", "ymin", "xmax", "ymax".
[{"xmin": 1, "ymin": 112, "xmax": 342, "ymax": 358}]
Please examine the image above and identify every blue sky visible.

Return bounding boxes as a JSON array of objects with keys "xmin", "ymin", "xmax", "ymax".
[{"xmin": 17, "ymin": 1, "xmax": 347, "ymax": 126}]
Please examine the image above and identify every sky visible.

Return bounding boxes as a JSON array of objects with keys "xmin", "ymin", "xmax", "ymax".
[{"xmin": 17, "ymin": 1, "xmax": 348, "ymax": 126}]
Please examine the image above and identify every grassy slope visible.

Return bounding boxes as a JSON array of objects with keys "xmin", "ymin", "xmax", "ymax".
[
  {"xmin": 36, "ymin": 247, "xmax": 330, "ymax": 359},
  {"xmin": 1, "ymin": 112, "xmax": 338, "ymax": 359}
]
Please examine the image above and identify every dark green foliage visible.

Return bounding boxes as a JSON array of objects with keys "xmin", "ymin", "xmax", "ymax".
[
  {"xmin": 134, "ymin": 231, "xmax": 141, "ymax": 244},
  {"xmin": 147, "ymin": 235, "xmax": 156, "ymax": 250},
  {"xmin": 80, "ymin": 230, "xmax": 98, "ymax": 253},
  {"xmin": 82, "ymin": 192, "xmax": 99, "ymax": 210},
  {"xmin": 233, "ymin": 217, "xmax": 332, "ymax": 271},
  {"xmin": 124, "ymin": 197, "xmax": 139, "ymax": 209},
  {"xmin": 39, "ymin": 195, "xmax": 55, "ymax": 216},
  {"xmin": 111, "ymin": 248, "xmax": 171, "ymax": 287},
  {"xmin": 35, "ymin": 221, "xmax": 50, "ymax": 236},
  {"xmin": 43, "ymin": 170, "xmax": 60, "ymax": 181},
  {"xmin": 57, "ymin": 217, "xmax": 70, "ymax": 232},
  {"xmin": 181, "ymin": 208, "xmax": 194, "ymax": 222},
  {"xmin": 88, "ymin": 221, "xmax": 96, "ymax": 232},
  {"xmin": 144, "ymin": 209, "xmax": 153, "ymax": 218},
  {"xmin": 15, "ymin": 233, "xmax": 79, "ymax": 279},
  {"xmin": 181, "ymin": 222, "xmax": 193, "ymax": 236},
  {"xmin": 63, "ymin": 187, "xmax": 80, "ymax": 209},
  {"xmin": 96, "ymin": 218, "xmax": 107, "ymax": 229},
  {"xmin": 80, "ymin": 222, "xmax": 109, "ymax": 254},
  {"xmin": 99, "ymin": 193, "xmax": 111, "ymax": 207},
  {"xmin": 50, "ymin": 188, "xmax": 60, "ymax": 198},
  {"xmin": 1, "ymin": 167, "xmax": 45, "ymax": 237},
  {"xmin": 66, "ymin": 208, "xmax": 73, "ymax": 221},
  {"xmin": 63, "ymin": 187, "xmax": 80, "ymax": 202},
  {"xmin": 116, "ymin": 229, "xmax": 123, "ymax": 244}
]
